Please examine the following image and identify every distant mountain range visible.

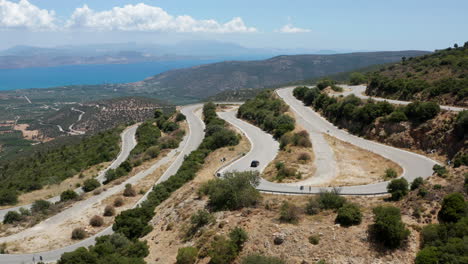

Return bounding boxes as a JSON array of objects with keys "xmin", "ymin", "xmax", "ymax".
[
  {"xmin": 123, "ymin": 50, "xmax": 430, "ymax": 100},
  {"xmin": 0, "ymin": 41, "xmax": 365, "ymax": 69}
]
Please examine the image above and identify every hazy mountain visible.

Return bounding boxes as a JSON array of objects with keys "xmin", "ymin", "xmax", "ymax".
[{"xmin": 126, "ymin": 50, "xmax": 430, "ymax": 99}]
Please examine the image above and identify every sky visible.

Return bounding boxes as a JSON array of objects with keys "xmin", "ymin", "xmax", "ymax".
[{"xmin": 0, "ymin": 0, "xmax": 467, "ymax": 51}]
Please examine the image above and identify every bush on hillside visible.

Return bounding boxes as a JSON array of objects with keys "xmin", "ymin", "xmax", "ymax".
[
  {"xmin": 0, "ymin": 189, "xmax": 18, "ymax": 206},
  {"xmin": 387, "ymin": 178, "xmax": 409, "ymax": 201},
  {"xmin": 199, "ymin": 171, "xmax": 261, "ymax": 211},
  {"xmin": 31, "ymin": 199, "xmax": 51, "ymax": 214},
  {"xmin": 229, "ymin": 227, "xmax": 248, "ymax": 250},
  {"xmin": 176, "ymin": 247, "xmax": 198, "ymax": 264},
  {"xmin": 371, "ymin": 206, "xmax": 410, "ymax": 248},
  {"xmin": 82, "ymin": 178, "xmax": 101, "ymax": 192},
  {"xmin": 3, "ymin": 211, "xmax": 23, "ymax": 224},
  {"xmin": 336, "ymin": 203, "xmax": 362, "ymax": 226},
  {"xmin": 90, "ymin": 215, "xmax": 104, "ymax": 227},
  {"xmin": 60, "ymin": 189, "xmax": 78, "ymax": 202},
  {"xmin": 411, "ymin": 177, "xmax": 424, "ymax": 190},
  {"xmin": 123, "ymin": 184, "xmax": 137, "ymax": 197},
  {"xmin": 208, "ymin": 235, "xmax": 238, "ymax": 264},
  {"xmin": 404, "ymin": 101, "xmax": 440, "ymax": 122},
  {"xmin": 279, "ymin": 201, "xmax": 300, "ymax": 224},
  {"xmin": 241, "ymin": 254, "xmax": 285, "ymax": 264},
  {"xmin": 103, "ymin": 205, "xmax": 115, "ymax": 217},
  {"xmin": 438, "ymin": 193, "xmax": 467, "ymax": 223},
  {"xmin": 71, "ymin": 228, "xmax": 87, "ymax": 240},
  {"xmin": 305, "ymin": 197, "xmax": 320, "ymax": 215},
  {"xmin": 317, "ymin": 189, "xmax": 346, "ymax": 210}
]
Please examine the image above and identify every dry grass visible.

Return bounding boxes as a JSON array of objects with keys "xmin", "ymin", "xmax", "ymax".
[{"xmin": 323, "ymin": 134, "xmax": 403, "ymax": 186}]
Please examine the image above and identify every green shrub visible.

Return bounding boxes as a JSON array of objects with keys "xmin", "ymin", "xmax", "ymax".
[
  {"xmin": 176, "ymin": 247, "xmax": 198, "ymax": 264},
  {"xmin": 189, "ymin": 210, "xmax": 214, "ymax": 233},
  {"xmin": 418, "ymin": 188, "xmax": 428, "ymax": 197},
  {"xmin": 371, "ymin": 206, "xmax": 410, "ymax": 248},
  {"xmin": 384, "ymin": 168, "xmax": 397, "ymax": 180},
  {"xmin": 411, "ymin": 177, "xmax": 424, "ymax": 190},
  {"xmin": 71, "ymin": 228, "xmax": 87, "ymax": 240},
  {"xmin": 386, "ymin": 110, "xmax": 408, "ymax": 122},
  {"xmin": 0, "ymin": 189, "xmax": 18, "ymax": 206},
  {"xmin": 305, "ymin": 197, "xmax": 320, "ymax": 215},
  {"xmin": 175, "ymin": 112, "xmax": 187, "ymax": 122},
  {"xmin": 432, "ymin": 164, "xmax": 448, "ymax": 177},
  {"xmin": 208, "ymin": 235, "xmax": 238, "ymax": 264},
  {"xmin": 82, "ymin": 178, "xmax": 101, "ymax": 192},
  {"xmin": 404, "ymin": 101, "xmax": 440, "ymax": 122},
  {"xmin": 298, "ymin": 152, "xmax": 311, "ymax": 161},
  {"xmin": 229, "ymin": 227, "xmax": 248, "ymax": 250},
  {"xmin": 453, "ymin": 152, "xmax": 468, "ymax": 168},
  {"xmin": 199, "ymin": 171, "xmax": 260, "ymax": 211},
  {"xmin": 31, "ymin": 199, "xmax": 51, "ymax": 214},
  {"xmin": 3, "ymin": 211, "xmax": 23, "ymax": 224},
  {"xmin": 241, "ymin": 254, "xmax": 285, "ymax": 264},
  {"xmin": 308, "ymin": 234, "xmax": 320, "ymax": 245},
  {"xmin": 279, "ymin": 201, "xmax": 300, "ymax": 224},
  {"xmin": 387, "ymin": 178, "xmax": 409, "ymax": 201},
  {"xmin": 349, "ymin": 72, "xmax": 367, "ymax": 85},
  {"xmin": 438, "ymin": 193, "xmax": 467, "ymax": 223},
  {"xmin": 317, "ymin": 189, "xmax": 346, "ymax": 210},
  {"xmin": 60, "ymin": 189, "xmax": 78, "ymax": 202},
  {"xmin": 415, "ymin": 246, "xmax": 439, "ymax": 264},
  {"xmin": 60, "ymin": 233, "xmax": 148, "ymax": 263},
  {"xmin": 336, "ymin": 203, "xmax": 362, "ymax": 226}
]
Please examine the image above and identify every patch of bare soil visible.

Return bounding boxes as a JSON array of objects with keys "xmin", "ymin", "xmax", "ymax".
[
  {"xmin": 0, "ymin": 162, "xmax": 110, "ymax": 210},
  {"xmin": 323, "ymin": 134, "xmax": 403, "ymax": 186},
  {"xmin": 13, "ymin": 124, "xmax": 39, "ymax": 141}
]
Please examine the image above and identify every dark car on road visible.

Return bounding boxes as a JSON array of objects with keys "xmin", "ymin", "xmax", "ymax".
[{"xmin": 250, "ymin": 160, "xmax": 260, "ymax": 167}]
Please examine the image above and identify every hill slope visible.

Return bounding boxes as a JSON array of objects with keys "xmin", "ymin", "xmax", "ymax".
[
  {"xmin": 127, "ymin": 51, "xmax": 429, "ymax": 99},
  {"xmin": 366, "ymin": 42, "xmax": 468, "ymax": 106}
]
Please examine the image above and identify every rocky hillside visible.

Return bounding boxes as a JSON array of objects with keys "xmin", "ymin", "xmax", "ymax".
[
  {"xmin": 126, "ymin": 51, "xmax": 429, "ymax": 99},
  {"xmin": 366, "ymin": 42, "xmax": 468, "ymax": 106}
]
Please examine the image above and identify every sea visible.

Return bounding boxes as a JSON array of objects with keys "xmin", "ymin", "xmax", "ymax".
[{"xmin": 0, "ymin": 59, "xmax": 225, "ymax": 91}]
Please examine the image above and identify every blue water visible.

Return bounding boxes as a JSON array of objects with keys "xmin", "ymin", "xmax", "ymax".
[{"xmin": 0, "ymin": 60, "xmax": 222, "ymax": 91}]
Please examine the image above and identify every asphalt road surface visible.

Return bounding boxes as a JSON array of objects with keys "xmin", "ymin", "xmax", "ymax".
[
  {"xmin": 335, "ymin": 85, "xmax": 466, "ymax": 112},
  {"xmin": 0, "ymin": 124, "xmax": 138, "ymax": 223},
  {"xmin": 219, "ymin": 87, "xmax": 438, "ymax": 195},
  {"xmin": 0, "ymin": 104, "xmax": 205, "ymax": 264}
]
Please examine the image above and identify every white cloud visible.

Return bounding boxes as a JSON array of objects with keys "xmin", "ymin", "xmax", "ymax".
[
  {"xmin": 277, "ymin": 24, "xmax": 311, "ymax": 33},
  {"xmin": 65, "ymin": 3, "xmax": 257, "ymax": 33},
  {"xmin": 0, "ymin": 0, "xmax": 56, "ymax": 30}
]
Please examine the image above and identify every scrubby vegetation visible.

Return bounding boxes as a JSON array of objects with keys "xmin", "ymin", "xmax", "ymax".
[
  {"xmin": 199, "ymin": 171, "xmax": 261, "ymax": 211},
  {"xmin": 208, "ymin": 227, "xmax": 248, "ymax": 264},
  {"xmin": 371, "ymin": 206, "xmax": 410, "ymax": 248},
  {"xmin": 366, "ymin": 43, "xmax": 468, "ymax": 106},
  {"xmin": 58, "ymin": 233, "xmax": 148, "ymax": 264},
  {"xmin": 317, "ymin": 189, "xmax": 347, "ymax": 210},
  {"xmin": 238, "ymin": 90, "xmax": 294, "ymax": 139},
  {"xmin": 387, "ymin": 178, "xmax": 409, "ymax": 201},
  {"xmin": 416, "ymin": 192, "xmax": 467, "ymax": 263},
  {"xmin": 336, "ymin": 203, "xmax": 362, "ymax": 226},
  {"xmin": 0, "ymin": 127, "xmax": 123, "ymax": 205},
  {"xmin": 60, "ymin": 189, "xmax": 79, "ymax": 202},
  {"xmin": 104, "ymin": 110, "xmax": 186, "ymax": 184},
  {"xmin": 176, "ymin": 247, "xmax": 198, "ymax": 264},
  {"xmin": 241, "ymin": 254, "xmax": 285, "ymax": 264},
  {"xmin": 279, "ymin": 201, "xmax": 301, "ymax": 224}
]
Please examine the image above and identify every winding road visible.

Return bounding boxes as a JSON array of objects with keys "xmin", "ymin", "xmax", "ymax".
[
  {"xmin": 218, "ymin": 87, "xmax": 438, "ymax": 195},
  {"xmin": 0, "ymin": 105, "xmax": 205, "ymax": 264},
  {"xmin": 335, "ymin": 85, "xmax": 467, "ymax": 112},
  {"xmin": 0, "ymin": 125, "xmax": 138, "ymax": 222}
]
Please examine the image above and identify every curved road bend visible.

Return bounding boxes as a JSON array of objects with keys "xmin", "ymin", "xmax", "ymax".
[
  {"xmin": 0, "ymin": 125, "xmax": 138, "ymax": 222},
  {"xmin": 334, "ymin": 85, "xmax": 467, "ymax": 112},
  {"xmin": 219, "ymin": 87, "xmax": 438, "ymax": 195},
  {"xmin": 0, "ymin": 104, "xmax": 205, "ymax": 264}
]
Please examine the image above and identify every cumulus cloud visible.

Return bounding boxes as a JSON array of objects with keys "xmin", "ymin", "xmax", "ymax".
[
  {"xmin": 65, "ymin": 3, "xmax": 257, "ymax": 33},
  {"xmin": 277, "ymin": 24, "xmax": 311, "ymax": 33},
  {"xmin": 0, "ymin": 0, "xmax": 56, "ymax": 30}
]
